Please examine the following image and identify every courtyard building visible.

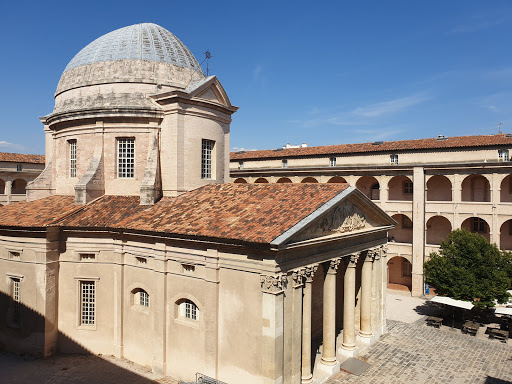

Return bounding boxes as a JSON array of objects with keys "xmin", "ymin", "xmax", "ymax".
[
  {"xmin": 0, "ymin": 153, "xmax": 44, "ymax": 205},
  {"xmin": 229, "ymin": 135, "xmax": 512, "ymax": 296},
  {"xmin": 0, "ymin": 23, "xmax": 394, "ymax": 383}
]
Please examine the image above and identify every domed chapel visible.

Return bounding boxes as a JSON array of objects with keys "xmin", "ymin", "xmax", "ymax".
[{"xmin": 0, "ymin": 24, "xmax": 395, "ymax": 383}]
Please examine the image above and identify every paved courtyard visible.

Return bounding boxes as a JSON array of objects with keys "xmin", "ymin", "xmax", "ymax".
[{"xmin": 327, "ymin": 321, "xmax": 512, "ymax": 384}]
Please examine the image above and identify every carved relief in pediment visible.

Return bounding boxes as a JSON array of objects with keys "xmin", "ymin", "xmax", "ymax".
[{"xmin": 293, "ymin": 200, "xmax": 374, "ymax": 242}]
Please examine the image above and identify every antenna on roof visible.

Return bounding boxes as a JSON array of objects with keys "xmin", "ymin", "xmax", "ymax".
[
  {"xmin": 203, "ymin": 50, "xmax": 212, "ymax": 77},
  {"xmin": 498, "ymin": 122, "xmax": 503, "ymax": 134}
]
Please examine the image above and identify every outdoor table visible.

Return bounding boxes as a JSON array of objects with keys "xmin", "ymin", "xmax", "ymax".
[
  {"xmin": 426, "ymin": 316, "xmax": 443, "ymax": 328},
  {"xmin": 463, "ymin": 321, "xmax": 480, "ymax": 336},
  {"xmin": 489, "ymin": 328, "xmax": 509, "ymax": 342}
]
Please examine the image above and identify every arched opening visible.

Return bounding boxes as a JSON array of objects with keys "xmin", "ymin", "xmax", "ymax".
[
  {"xmin": 301, "ymin": 177, "xmax": 318, "ymax": 183},
  {"xmin": 276, "ymin": 177, "xmax": 292, "ymax": 183},
  {"xmin": 233, "ymin": 178, "xmax": 247, "ymax": 183},
  {"xmin": 254, "ymin": 178, "xmax": 269, "ymax": 184},
  {"xmin": 387, "ymin": 256, "xmax": 412, "ymax": 292},
  {"xmin": 500, "ymin": 175, "xmax": 512, "ymax": 202},
  {"xmin": 461, "ymin": 217, "xmax": 490, "ymax": 242},
  {"xmin": 426, "ymin": 216, "xmax": 451, "ymax": 245},
  {"xmin": 461, "ymin": 175, "xmax": 490, "ymax": 202},
  {"xmin": 11, "ymin": 179, "xmax": 27, "ymax": 194},
  {"xmin": 176, "ymin": 299, "xmax": 200, "ymax": 321},
  {"xmin": 327, "ymin": 176, "xmax": 347, "ymax": 184},
  {"xmin": 356, "ymin": 176, "xmax": 379, "ymax": 200},
  {"xmin": 388, "ymin": 175, "xmax": 413, "ymax": 201},
  {"xmin": 131, "ymin": 288, "xmax": 150, "ymax": 308},
  {"xmin": 388, "ymin": 214, "xmax": 413, "ymax": 243},
  {"xmin": 0, "ymin": 179, "xmax": 5, "ymax": 194},
  {"xmin": 427, "ymin": 175, "xmax": 452, "ymax": 201},
  {"xmin": 500, "ymin": 220, "xmax": 512, "ymax": 250}
]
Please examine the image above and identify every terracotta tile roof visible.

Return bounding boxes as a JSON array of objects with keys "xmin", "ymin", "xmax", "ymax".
[
  {"xmin": 58, "ymin": 195, "xmax": 147, "ymax": 228},
  {"xmin": 0, "ymin": 184, "xmax": 350, "ymax": 244},
  {"xmin": 0, "ymin": 152, "xmax": 45, "ymax": 164},
  {"xmin": 116, "ymin": 184, "xmax": 349, "ymax": 244},
  {"xmin": 0, "ymin": 195, "xmax": 76, "ymax": 227},
  {"xmin": 230, "ymin": 134, "xmax": 512, "ymax": 160}
]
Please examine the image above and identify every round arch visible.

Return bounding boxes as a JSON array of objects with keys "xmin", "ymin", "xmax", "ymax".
[
  {"xmin": 461, "ymin": 216, "xmax": 490, "ymax": 241},
  {"xmin": 254, "ymin": 178, "xmax": 269, "ymax": 184},
  {"xmin": 388, "ymin": 214, "xmax": 413, "ymax": 243},
  {"xmin": 500, "ymin": 219, "xmax": 512, "ymax": 251},
  {"xmin": 356, "ymin": 176, "xmax": 379, "ymax": 200},
  {"xmin": 427, "ymin": 175, "xmax": 452, "ymax": 201},
  {"xmin": 233, "ymin": 178, "xmax": 247, "ymax": 183},
  {"xmin": 387, "ymin": 256, "xmax": 412, "ymax": 291},
  {"xmin": 500, "ymin": 174, "xmax": 512, "ymax": 202},
  {"xmin": 301, "ymin": 177, "xmax": 318, "ymax": 183},
  {"xmin": 461, "ymin": 174, "xmax": 490, "ymax": 202},
  {"xmin": 327, "ymin": 176, "xmax": 347, "ymax": 184},
  {"xmin": 276, "ymin": 177, "xmax": 292, "ymax": 183},
  {"xmin": 426, "ymin": 216, "xmax": 452, "ymax": 245},
  {"xmin": 11, "ymin": 179, "xmax": 27, "ymax": 194},
  {"xmin": 388, "ymin": 175, "xmax": 413, "ymax": 201}
]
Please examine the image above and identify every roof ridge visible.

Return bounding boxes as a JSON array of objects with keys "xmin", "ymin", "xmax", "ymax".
[{"xmin": 49, "ymin": 194, "xmax": 107, "ymax": 226}]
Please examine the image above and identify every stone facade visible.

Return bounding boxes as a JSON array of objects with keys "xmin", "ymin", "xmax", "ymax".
[
  {"xmin": 230, "ymin": 136, "xmax": 512, "ymax": 296},
  {"xmin": 0, "ymin": 154, "xmax": 44, "ymax": 205}
]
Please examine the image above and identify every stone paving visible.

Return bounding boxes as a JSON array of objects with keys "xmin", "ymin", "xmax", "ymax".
[{"xmin": 327, "ymin": 320, "xmax": 512, "ymax": 384}]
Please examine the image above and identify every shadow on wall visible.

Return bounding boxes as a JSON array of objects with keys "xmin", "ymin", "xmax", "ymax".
[{"xmin": 0, "ymin": 291, "xmax": 162, "ymax": 384}]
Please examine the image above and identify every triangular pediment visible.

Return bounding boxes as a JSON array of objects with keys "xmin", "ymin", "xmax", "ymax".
[
  {"xmin": 271, "ymin": 187, "xmax": 396, "ymax": 247},
  {"xmin": 196, "ymin": 86, "xmax": 225, "ymax": 105},
  {"xmin": 187, "ymin": 76, "xmax": 233, "ymax": 107}
]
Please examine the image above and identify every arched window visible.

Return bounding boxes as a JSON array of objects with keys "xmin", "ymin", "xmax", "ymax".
[
  {"xmin": 132, "ymin": 288, "xmax": 149, "ymax": 308},
  {"xmin": 179, "ymin": 299, "xmax": 199, "ymax": 320}
]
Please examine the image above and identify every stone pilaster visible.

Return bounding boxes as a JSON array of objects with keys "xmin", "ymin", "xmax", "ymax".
[{"xmin": 370, "ymin": 249, "xmax": 381, "ymax": 335}]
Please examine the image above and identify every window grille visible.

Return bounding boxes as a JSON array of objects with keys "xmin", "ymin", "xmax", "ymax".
[
  {"xmin": 185, "ymin": 300, "xmax": 198, "ymax": 320},
  {"xmin": 201, "ymin": 140, "xmax": 214, "ymax": 179},
  {"xmin": 498, "ymin": 150, "xmax": 509, "ymax": 161},
  {"xmin": 329, "ymin": 157, "xmax": 336, "ymax": 167},
  {"xmin": 390, "ymin": 154, "xmax": 399, "ymax": 165},
  {"xmin": 80, "ymin": 253, "xmax": 95, "ymax": 261},
  {"xmin": 10, "ymin": 278, "xmax": 20, "ymax": 326},
  {"xmin": 118, "ymin": 138, "xmax": 135, "ymax": 178},
  {"xmin": 403, "ymin": 181, "xmax": 413, "ymax": 194},
  {"xmin": 282, "ymin": 159, "xmax": 288, "ymax": 168},
  {"xmin": 80, "ymin": 281, "xmax": 95, "ymax": 325},
  {"xmin": 69, "ymin": 140, "xmax": 77, "ymax": 178},
  {"xmin": 403, "ymin": 216, "xmax": 413, "ymax": 229},
  {"xmin": 139, "ymin": 290, "xmax": 149, "ymax": 307}
]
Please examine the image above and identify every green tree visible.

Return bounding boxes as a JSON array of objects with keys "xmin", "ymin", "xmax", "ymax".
[{"xmin": 424, "ymin": 229, "xmax": 512, "ymax": 308}]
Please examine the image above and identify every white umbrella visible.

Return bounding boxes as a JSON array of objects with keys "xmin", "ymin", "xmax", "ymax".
[{"xmin": 430, "ymin": 296, "xmax": 474, "ymax": 310}]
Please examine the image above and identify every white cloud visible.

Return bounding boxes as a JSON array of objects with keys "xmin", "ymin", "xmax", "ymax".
[
  {"xmin": 449, "ymin": 17, "xmax": 507, "ymax": 34},
  {"xmin": 231, "ymin": 146, "xmax": 259, "ymax": 152},
  {"xmin": 0, "ymin": 141, "xmax": 26, "ymax": 150},
  {"xmin": 352, "ymin": 94, "xmax": 428, "ymax": 118}
]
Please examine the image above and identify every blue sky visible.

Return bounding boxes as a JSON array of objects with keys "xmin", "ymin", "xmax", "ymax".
[{"xmin": 1, "ymin": 1, "xmax": 512, "ymax": 154}]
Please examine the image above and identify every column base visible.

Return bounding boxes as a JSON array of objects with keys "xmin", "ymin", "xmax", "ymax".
[
  {"xmin": 317, "ymin": 360, "xmax": 340, "ymax": 375},
  {"xmin": 112, "ymin": 344, "xmax": 123, "ymax": 358},
  {"xmin": 301, "ymin": 374, "xmax": 313, "ymax": 384},
  {"xmin": 338, "ymin": 346, "xmax": 358, "ymax": 358},
  {"xmin": 152, "ymin": 360, "xmax": 166, "ymax": 376}
]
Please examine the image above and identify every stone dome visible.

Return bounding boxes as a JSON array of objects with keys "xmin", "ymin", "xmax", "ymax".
[{"xmin": 55, "ymin": 23, "xmax": 205, "ymax": 97}]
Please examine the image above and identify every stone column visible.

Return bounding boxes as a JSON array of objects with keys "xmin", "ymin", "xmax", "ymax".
[
  {"xmin": 298, "ymin": 266, "xmax": 317, "ymax": 384},
  {"xmin": 412, "ymin": 166, "xmax": 426, "ymax": 297},
  {"xmin": 371, "ymin": 249, "xmax": 381, "ymax": 335},
  {"xmin": 321, "ymin": 259, "xmax": 341, "ymax": 366},
  {"xmin": 342, "ymin": 253, "xmax": 359, "ymax": 352},
  {"xmin": 5, "ymin": 179, "xmax": 12, "ymax": 205},
  {"xmin": 260, "ymin": 274, "xmax": 286, "ymax": 384},
  {"xmin": 360, "ymin": 251, "xmax": 373, "ymax": 339},
  {"xmin": 380, "ymin": 246, "xmax": 388, "ymax": 334}
]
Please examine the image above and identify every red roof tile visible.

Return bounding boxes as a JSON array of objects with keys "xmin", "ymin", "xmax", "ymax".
[
  {"xmin": 116, "ymin": 184, "xmax": 349, "ymax": 243},
  {"xmin": 0, "ymin": 195, "xmax": 76, "ymax": 227},
  {"xmin": 230, "ymin": 134, "xmax": 512, "ymax": 160},
  {"xmin": 0, "ymin": 152, "xmax": 45, "ymax": 164},
  {"xmin": 0, "ymin": 184, "xmax": 350, "ymax": 244}
]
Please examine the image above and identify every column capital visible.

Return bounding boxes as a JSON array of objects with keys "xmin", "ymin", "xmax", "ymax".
[
  {"xmin": 368, "ymin": 247, "xmax": 381, "ymax": 261},
  {"xmin": 346, "ymin": 252, "xmax": 360, "ymax": 267},
  {"xmin": 260, "ymin": 274, "xmax": 287, "ymax": 294},
  {"xmin": 327, "ymin": 258, "xmax": 342, "ymax": 273},
  {"xmin": 380, "ymin": 244, "xmax": 388, "ymax": 258},
  {"xmin": 291, "ymin": 264, "xmax": 318, "ymax": 287}
]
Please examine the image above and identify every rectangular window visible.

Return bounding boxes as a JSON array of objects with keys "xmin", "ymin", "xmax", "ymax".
[
  {"xmin": 402, "ymin": 216, "xmax": 413, "ymax": 229},
  {"xmin": 403, "ymin": 181, "xmax": 413, "ymax": 194},
  {"xmin": 117, "ymin": 138, "xmax": 135, "ymax": 178},
  {"xmin": 282, "ymin": 159, "xmax": 288, "ymax": 168},
  {"xmin": 182, "ymin": 264, "xmax": 195, "ymax": 274},
  {"xmin": 390, "ymin": 154, "xmax": 399, "ymax": 165},
  {"xmin": 9, "ymin": 251, "xmax": 20, "ymax": 259},
  {"xmin": 79, "ymin": 253, "xmax": 95, "ymax": 261},
  {"xmin": 136, "ymin": 256, "xmax": 147, "ymax": 264},
  {"xmin": 201, "ymin": 139, "xmax": 214, "ymax": 179},
  {"xmin": 69, "ymin": 140, "xmax": 77, "ymax": 178},
  {"xmin": 16, "ymin": 164, "xmax": 22, "ymax": 172},
  {"xmin": 185, "ymin": 301, "xmax": 197, "ymax": 320},
  {"xmin": 140, "ymin": 291, "xmax": 149, "ymax": 307},
  {"xmin": 402, "ymin": 259, "xmax": 412, "ymax": 277},
  {"xmin": 238, "ymin": 161, "xmax": 244, "ymax": 170},
  {"xmin": 329, "ymin": 157, "xmax": 336, "ymax": 167},
  {"xmin": 80, "ymin": 281, "xmax": 95, "ymax": 325},
  {"xmin": 472, "ymin": 218, "xmax": 485, "ymax": 233},
  {"xmin": 10, "ymin": 278, "xmax": 21, "ymax": 326},
  {"xmin": 498, "ymin": 150, "xmax": 509, "ymax": 161}
]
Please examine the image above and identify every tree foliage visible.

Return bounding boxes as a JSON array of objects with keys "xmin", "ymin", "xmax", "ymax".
[{"xmin": 424, "ymin": 229, "xmax": 512, "ymax": 308}]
